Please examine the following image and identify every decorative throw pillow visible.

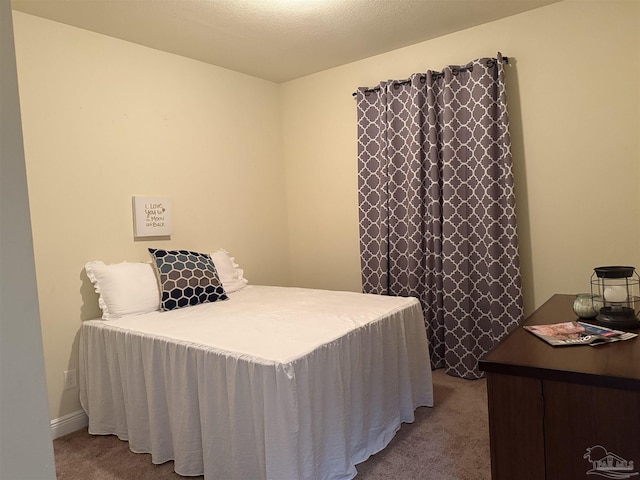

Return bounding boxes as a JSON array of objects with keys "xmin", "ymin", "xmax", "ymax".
[
  {"xmin": 210, "ymin": 249, "xmax": 249, "ymax": 293},
  {"xmin": 85, "ymin": 261, "xmax": 160, "ymax": 320},
  {"xmin": 148, "ymin": 249, "xmax": 228, "ymax": 311}
]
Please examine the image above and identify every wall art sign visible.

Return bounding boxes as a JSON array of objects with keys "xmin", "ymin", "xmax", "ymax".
[{"xmin": 132, "ymin": 196, "xmax": 172, "ymax": 238}]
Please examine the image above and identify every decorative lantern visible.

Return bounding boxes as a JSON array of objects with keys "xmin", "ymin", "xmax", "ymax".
[{"xmin": 590, "ymin": 266, "xmax": 640, "ymax": 329}]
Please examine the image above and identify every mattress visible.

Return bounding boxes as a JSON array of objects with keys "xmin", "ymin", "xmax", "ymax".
[{"xmin": 79, "ymin": 285, "xmax": 433, "ymax": 479}]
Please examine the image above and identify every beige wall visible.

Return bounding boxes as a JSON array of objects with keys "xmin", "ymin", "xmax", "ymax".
[
  {"xmin": 12, "ymin": 1, "xmax": 640, "ymax": 425},
  {"xmin": 13, "ymin": 11, "xmax": 290, "ymax": 420},
  {"xmin": 281, "ymin": 0, "xmax": 640, "ymax": 315}
]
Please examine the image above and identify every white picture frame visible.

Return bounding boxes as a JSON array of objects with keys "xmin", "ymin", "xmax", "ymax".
[{"xmin": 132, "ymin": 196, "xmax": 172, "ymax": 238}]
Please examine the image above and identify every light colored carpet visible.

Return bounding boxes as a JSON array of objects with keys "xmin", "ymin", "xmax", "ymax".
[
  {"xmin": 54, "ymin": 369, "xmax": 490, "ymax": 479},
  {"xmin": 355, "ymin": 369, "xmax": 491, "ymax": 480}
]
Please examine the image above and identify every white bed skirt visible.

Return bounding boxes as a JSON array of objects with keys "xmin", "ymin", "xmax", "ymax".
[{"xmin": 79, "ymin": 286, "xmax": 433, "ymax": 479}]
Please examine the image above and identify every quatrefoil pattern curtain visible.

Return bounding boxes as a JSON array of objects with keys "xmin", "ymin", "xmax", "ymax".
[{"xmin": 356, "ymin": 54, "xmax": 523, "ymax": 379}]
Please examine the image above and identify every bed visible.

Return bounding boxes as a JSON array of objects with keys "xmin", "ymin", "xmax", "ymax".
[{"xmin": 79, "ymin": 250, "xmax": 433, "ymax": 480}]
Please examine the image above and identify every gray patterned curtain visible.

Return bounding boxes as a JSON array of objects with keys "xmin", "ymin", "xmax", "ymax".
[{"xmin": 356, "ymin": 53, "xmax": 523, "ymax": 379}]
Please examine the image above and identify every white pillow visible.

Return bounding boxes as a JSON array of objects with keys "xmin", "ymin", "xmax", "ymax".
[
  {"xmin": 85, "ymin": 261, "xmax": 160, "ymax": 320},
  {"xmin": 210, "ymin": 249, "xmax": 248, "ymax": 293}
]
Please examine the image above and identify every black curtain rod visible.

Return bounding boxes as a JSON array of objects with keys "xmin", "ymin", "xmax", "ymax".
[{"xmin": 352, "ymin": 56, "xmax": 510, "ymax": 97}]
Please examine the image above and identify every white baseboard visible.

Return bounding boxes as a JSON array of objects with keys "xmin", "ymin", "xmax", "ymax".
[{"xmin": 50, "ymin": 409, "xmax": 88, "ymax": 440}]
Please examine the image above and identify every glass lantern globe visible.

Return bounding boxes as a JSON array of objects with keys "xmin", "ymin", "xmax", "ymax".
[{"xmin": 590, "ymin": 266, "xmax": 640, "ymax": 329}]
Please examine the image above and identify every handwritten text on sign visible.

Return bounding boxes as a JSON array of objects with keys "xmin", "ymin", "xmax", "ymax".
[
  {"xmin": 145, "ymin": 202, "xmax": 166, "ymax": 228},
  {"xmin": 133, "ymin": 196, "xmax": 172, "ymax": 237}
]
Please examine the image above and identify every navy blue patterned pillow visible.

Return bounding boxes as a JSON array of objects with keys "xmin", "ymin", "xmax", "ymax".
[{"xmin": 148, "ymin": 249, "xmax": 228, "ymax": 311}]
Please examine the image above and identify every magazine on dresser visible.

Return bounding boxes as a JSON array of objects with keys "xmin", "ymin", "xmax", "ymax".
[{"xmin": 524, "ymin": 321, "xmax": 637, "ymax": 347}]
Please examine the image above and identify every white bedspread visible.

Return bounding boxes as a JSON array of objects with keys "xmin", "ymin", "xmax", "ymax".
[{"xmin": 79, "ymin": 286, "xmax": 433, "ymax": 479}]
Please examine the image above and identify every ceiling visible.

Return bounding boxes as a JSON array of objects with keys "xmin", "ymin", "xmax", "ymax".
[{"xmin": 11, "ymin": 0, "xmax": 560, "ymax": 83}]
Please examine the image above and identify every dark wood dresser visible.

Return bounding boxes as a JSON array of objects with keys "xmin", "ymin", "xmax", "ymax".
[{"xmin": 479, "ymin": 294, "xmax": 640, "ymax": 480}]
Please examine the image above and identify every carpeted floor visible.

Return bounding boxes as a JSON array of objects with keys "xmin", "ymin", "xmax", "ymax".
[{"xmin": 53, "ymin": 369, "xmax": 490, "ymax": 480}]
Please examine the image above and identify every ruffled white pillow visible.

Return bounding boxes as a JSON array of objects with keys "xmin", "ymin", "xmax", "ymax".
[
  {"xmin": 85, "ymin": 249, "xmax": 248, "ymax": 319},
  {"xmin": 85, "ymin": 261, "xmax": 160, "ymax": 320},
  {"xmin": 210, "ymin": 249, "xmax": 248, "ymax": 293}
]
